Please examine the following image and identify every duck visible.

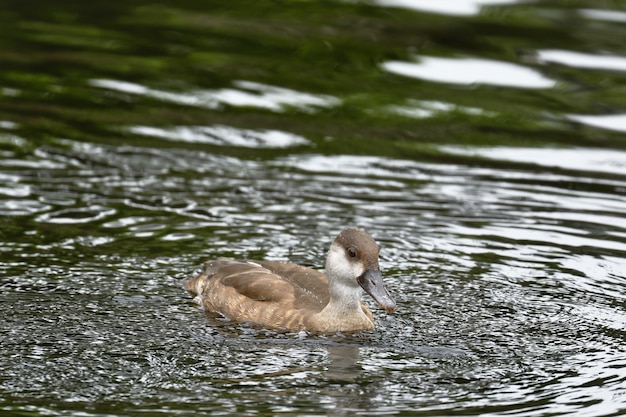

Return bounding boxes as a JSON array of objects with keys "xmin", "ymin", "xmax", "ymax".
[{"xmin": 185, "ymin": 228, "xmax": 396, "ymax": 332}]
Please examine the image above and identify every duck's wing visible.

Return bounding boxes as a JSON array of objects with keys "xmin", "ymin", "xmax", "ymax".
[
  {"xmin": 219, "ymin": 261, "xmax": 296, "ymax": 303},
  {"xmin": 186, "ymin": 259, "xmax": 328, "ymax": 313},
  {"xmin": 255, "ymin": 260, "xmax": 329, "ymax": 305}
]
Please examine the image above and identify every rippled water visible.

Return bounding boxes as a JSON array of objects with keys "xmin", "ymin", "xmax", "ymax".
[{"xmin": 2, "ymin": 1, "xmax": 626, "ymax": 416}]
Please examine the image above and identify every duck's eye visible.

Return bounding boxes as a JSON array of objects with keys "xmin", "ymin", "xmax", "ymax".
[{"xmin": 347, "ymin": 248, "xmax": 357, "ymax": 258}]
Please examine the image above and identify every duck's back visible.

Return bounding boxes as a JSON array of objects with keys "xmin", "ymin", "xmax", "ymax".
[{"xmin": 186, "ymin": 259, "xmax": 331, "ymax": 330}]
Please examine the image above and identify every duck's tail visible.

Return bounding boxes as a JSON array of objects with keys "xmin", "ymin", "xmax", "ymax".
[
  {"xmin": 184, "ymin": 258, "xmax": 233, "ymax": 303},
  {"xmin": 184, "ymin": 269, "xmax": 207, "ymax": 299}
]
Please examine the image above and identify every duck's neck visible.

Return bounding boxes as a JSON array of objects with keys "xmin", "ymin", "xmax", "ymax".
[
  {"xmin": 312, "ymin": 278, "xmax": 373, "ymax": 332},
  {"xmin": 322, "ymin": 279, "xmax": 366, "ymax": 317}
]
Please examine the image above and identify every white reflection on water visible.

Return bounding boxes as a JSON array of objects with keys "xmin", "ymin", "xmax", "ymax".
[
  {"xmin": 537, "ymin": 49, "xmax": 626, "ymax": 72},
  {"xmin": 0, "ymin": 199, "xmax": 50, "ymax": 216},
  {"xmin": 382, "ymin": 56, "xmax": 556, "ymax": 88},
  {"xmin": 229, "ymin": 80, "xmax": 340, "ymax": 112},
  {"xmin": 371, "ymin": 0, "xmax": 525, "ymax": 16},
  {"xmin": 567, "ymin": 114, "xmax": 626, "ymax": 134},
  {"xmin": 129, "ymin": 125, "xmax": 310, "ymax": 148},
  {"xmin": 579, "ymin": 8, "xmax": 626, "ymax": 23},
  {"xmin": 387, "ymin": 99, "xmax": 496, "ymax": 119},
  {"xmin": 279, "ymin": 154, "xmax": 400, "ymax": 175},
  {"xmin": 35, "ymin": 205, "xmax": 117, "ymax": 224},
  {"xmin": 0, "ymin": 121, "xmax": 18, "ymax": 129},
  {"xmin": 89, "ymin": 79, "xmax": 339, "ymax": 112},
  {"xmin": 442, "ymin": 146, "xmax": 626, "ymax": 175},
  {"xmin": 0, "ymin": 175, "xmax": 29, "ymax": 197},
  {"xmin": 448, "ymin": 224, "xmax": 626, "ymax": 252}
]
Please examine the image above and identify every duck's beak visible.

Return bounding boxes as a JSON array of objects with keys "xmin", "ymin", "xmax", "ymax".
[{"xmin": 357, "ymin": 268, "xmax": 396, "ymax": 314}]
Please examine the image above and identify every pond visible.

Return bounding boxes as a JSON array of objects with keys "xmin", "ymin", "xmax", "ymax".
[{"xmin": 1, "ymin": 1, "xmax": 626, "ymax": 416}]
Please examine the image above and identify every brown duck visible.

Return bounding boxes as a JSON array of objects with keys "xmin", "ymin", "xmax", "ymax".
[{"xmin": 185, "ymin": 228, "xmax": 396, "ymax": 332}]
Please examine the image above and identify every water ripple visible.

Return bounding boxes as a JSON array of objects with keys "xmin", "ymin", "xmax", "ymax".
[
  {"xmin": 2, "ymin": 142, "xmax": 626, "ymax": 416},
  {"xmin": 89, "ymin": 78, "xmax": 340, "ymax": 112},
  {"xmin": 129, "ymin": 124, "xmax": 310, "ymax": 148},
  {"xmin": 36, "ymin": 205, "xmax": 116, "ymax": 224}
]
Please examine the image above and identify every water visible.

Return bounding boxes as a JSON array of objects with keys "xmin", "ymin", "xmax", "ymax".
[{"xmin": 1, "ymin": 1, "xmax": 626, "ymax": 416}]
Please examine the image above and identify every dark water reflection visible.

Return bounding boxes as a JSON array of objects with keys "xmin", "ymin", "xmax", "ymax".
[{"xmin": 2, "ymin": 0, "xmax": 626, "ymax": 416}]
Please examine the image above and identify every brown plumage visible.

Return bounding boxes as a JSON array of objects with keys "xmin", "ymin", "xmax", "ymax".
[{"xmin": 185, "ymin": 228, "xmax": 396, "ymax": 332}]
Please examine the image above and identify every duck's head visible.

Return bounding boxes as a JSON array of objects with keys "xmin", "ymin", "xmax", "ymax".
[{"xmin": 325, "ymin": 228, "xmax": 396, "ymax": 314}]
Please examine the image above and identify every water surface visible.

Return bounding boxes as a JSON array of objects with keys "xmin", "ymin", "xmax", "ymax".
[{"xmin": 1, "ymin": 1, "xmax": 626, "ymax": 416}]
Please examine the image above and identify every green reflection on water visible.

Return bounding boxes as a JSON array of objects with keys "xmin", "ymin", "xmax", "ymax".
[{"xmin": 1, "ymin": 0, "xmax": 625, "ymax": 158}]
